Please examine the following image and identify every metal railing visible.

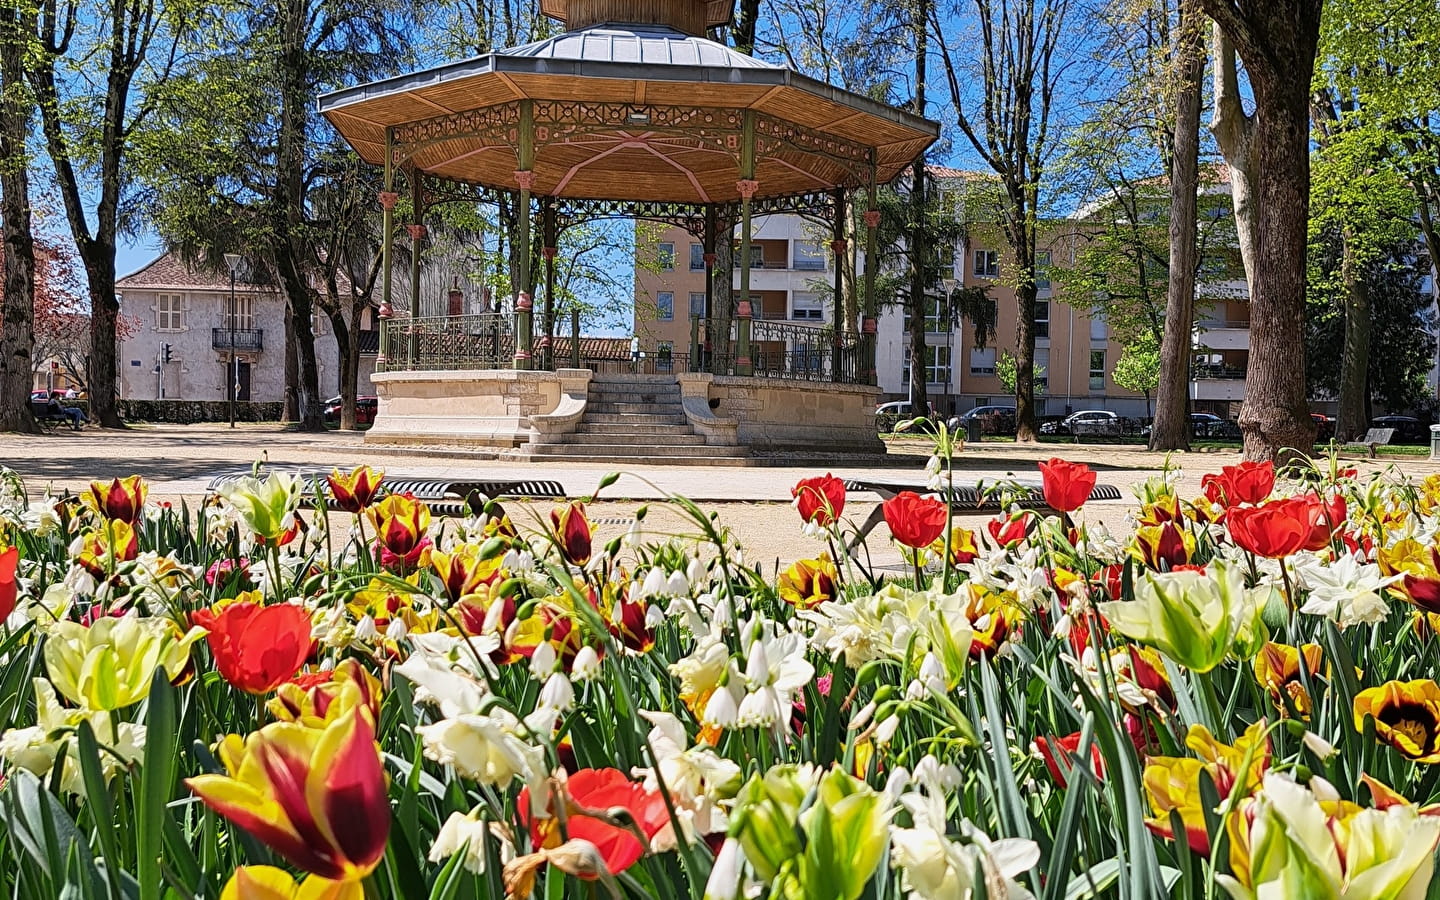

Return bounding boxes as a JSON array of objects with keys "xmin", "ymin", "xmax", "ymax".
[
  {"xmin": 700, "ymin": 317, "xmax": 864, "ymax": 383},
  {"xmin": 381, "ymin": 312, "xmax": 514, "ymax": 371},
  {"xmin": 1192, "ymin": 365, "xmax": 1247, "ymax": 380},
  {"xmin": 212, "ymin": 328, "xmax": 263, "ymax": 352}
]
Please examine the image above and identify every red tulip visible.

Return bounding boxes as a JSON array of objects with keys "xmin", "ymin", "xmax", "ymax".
[
  {"xmin": 1226, "ymin": 497, "xmax": 1314, "ymax": 559},
  {"xmin": 550, "ymin": 502, "xmax": 592, "ymax": 566},
  {"xmin": 1033, "ymin": 732, "xmax": 1103, "ymax": 788},
  {"xmin": 519, "ymin": 768, "xmax": 669, "ymax": 876},
  {"xmin": 193, "ymin": 601, "xmax": 313, "ymax": 694},
  {"xmin": 0, "ymin": 546, "xmax": 16, "ymax": 622},
  {"xmin": 1038, "ymin": 458, "xmax": 1097, "ymax": 513},
  {"xmin": 987, "ymin": 512, "xmax": 1033, "ymax": 547},
  {"xmin": 1200, "ymin": 461, "xmax": 1275, "ymax": 508},
  {"xmin": 1299, "ymin": 493, "xmax": 1346, "ymax": 552},
  {"xmin": 792, "ymin": 474, "xmax": 846, "ymax": 526},
  {"xmin": 882, "ymin": 491, "xmax": 948, "ymax": 549}
]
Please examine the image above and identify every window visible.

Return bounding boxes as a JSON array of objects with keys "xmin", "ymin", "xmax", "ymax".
[
  {"xmin": 973, "ymin": 250, "xmax": 999, "ymax": 278},
  {"xmin": 1036, "ymin": 250, "xmax": 1052, "ymax": 294},
  {"xmin": 1089, "ymin": 349, "xmax": 1106, "ymax": 391},
  {"xmin": 156, "ymin": 293, "xmax": 185, "ymax": 331},
  {"xmin": 656, "ymin": 292, "xmax": 674, "ymax": 321},
  {"xmin": 792, "ymin": 240, "xmax": 826, "ymax": 271},
  {"xmin": 225, "ymin": 296, "xmax": 254, "ymax": 331},
  {"xmin": 689, "ymin": 292, "xmax": 707, "ymax": 318},
  {"xmin": 902, "ymin": 294, "xmax": 949, "ymax": 333},
  {"xmin": 1089, "ymin": 310, "xmax": 1108, "ymax": 341},
  {"xmin": 1034, "ymin": 348, "xmax": 1049, "ymax": 395},
  {"xmin": 732, "ymin": 244, "xmax": 765, "ymax": 268},
  {"xmin": 791, "ymin": 292, "xmax": 824, "ymax": 321},
  {"xmin": 657, "ymin": 242, "xmax": 675, "ymax": 271},
  {"xmin": 926, "ymin": 345, "xmax": 952, "ymax": 386},
  {"xmin": 689, "ymin": 244, "xmax": 706, "ymax": 270},
  {"xmin": 969, "ymin": 346, "xmax": 997, "ymax": 376},
  {"xmin": 1033, "ymin": 301, "xmax": 1050, "ymax": 339}
]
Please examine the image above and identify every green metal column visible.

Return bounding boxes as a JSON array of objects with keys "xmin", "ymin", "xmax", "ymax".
[
  {"xmin": 862, "ymin": 158, "xmax": 880, "ymax": 386},
  {"xmin": 514, "ymin": 99, "xmax": 535, "ymax": 370},
  {"xmin": 830, "ymin": 188, "xmax": 846, "ymax": 380},
  {"xmin": 736, "ymin": 111, "xmax": 756, "ymax": 377},
  {"xmin": 702, "ymin": 206, "xmax": 717, "ymax": 373},
  {"xmin": 377, "ymin": 128, "xmax": 397, "ymax": 372},
  {"xmin": 542, "ymin": 197, "xmax": 556, "ymax": 371},
  {"xmin": 407, "ymin": 169, "xmax": 425, "ymax": 366}
]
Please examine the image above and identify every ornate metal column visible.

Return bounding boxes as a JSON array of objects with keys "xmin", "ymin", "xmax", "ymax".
[
  {"xmin": 542, "ymin": 197, "xmax": 557, "ymax": 371},
  {"xmin": 377, "ymin": 127, "xmax": 397, "ymax": 373},
  {"xmin": 407, "ymin": 169, "xmax": 426, "ymax": 366},
  {"xmin": 830, "ymin": 188, "xmax": 847, "ymax": 380},
  {"xmin": 697, "ymin": 206, "xmax": 716, "ymax": 371},
  {"xmin": 514, "ymin": 99, "xmax": 535, "ymax": 370},
  {"xmin": 735, "ymin": 111, "xmax": 756, "ymax": 377},
  {"xmin": 862, "ymin": 160, "xmax": 880, "ymax": 387}
]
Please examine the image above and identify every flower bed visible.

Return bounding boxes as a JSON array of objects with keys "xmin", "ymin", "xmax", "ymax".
[{"xmin": 0, "ymin": 444, "xmax": 1437, "ymax": 899}]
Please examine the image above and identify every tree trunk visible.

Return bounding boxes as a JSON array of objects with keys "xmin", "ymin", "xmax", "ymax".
[
  {"xmin": 1203, "ymin": 0, "xmax": 1321, "ymax": 460},
  {"xmin": 282, "ymin": 305, "xmax": 299, "ymax": 421},
  {"xmin": 1335, "ymin": 230, "xmax": 1370, "ymax": 442},
  {"xmin": 83, "ymin": 255, "xmax": 120, "ymax": 426},
  {"xmin": 1209, "ymin": 27, "xmax": 1259, "ymax": 297},
  {"xmin": 1014, "ymin": 277, "xmax": 1039, "ymax": 441},
  {"xmin": 906, "ymin": 0, "xmax": 929, "ymax": 416},
  {"xmin": 732, "ymin": 0, "xmax": 759, "ymax": 54},
  {"xmin": 1151, "ymin": 0, "xmax": 1204, "ymax": 452},
  {"xmin": 0, "ymin": 5, "xmax": 37, "ymax": 434}
]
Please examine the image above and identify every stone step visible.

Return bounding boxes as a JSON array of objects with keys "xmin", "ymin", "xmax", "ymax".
[
  {"xmin": 574, "ymin": 423, "xmax": 697, "ymax": 436},
  {"xmin": 560, "ymin": 431, "xmax": 707, "ymax": 446},
  {"xmin": 528, "ymin": 442, "xmax": 747, "ymax": 459},
  {"xmin": 582, "ymin": 413, "xmax": 690, "ymax": 426},
  {"xmin": 587, "ymin": 373, "xmax": 680, "ymax": 386},
  {"xmin": 587, "ymin": 401, "xmax": 686, "ymax": 415},
  {"xmin": 586, "ymin": 390, "xmax": 683, "ymax": 404},
  {"xmin": 517, "ymin": 452, "xmax": 754, "ymax": 467}
]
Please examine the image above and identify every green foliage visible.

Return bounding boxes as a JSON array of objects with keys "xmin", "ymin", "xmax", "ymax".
[
  {"xmin": 1112, "ymin": 333, "xmax": 1161, "ymax": 400},
  {"xmin": 997, "ymin": 348, "xmax": 1044, "ymax": 395}
]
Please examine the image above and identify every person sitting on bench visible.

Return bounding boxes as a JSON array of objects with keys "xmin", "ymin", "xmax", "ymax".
[{"xmin": 45, "ymin": 397, "xmax": 86, "ymax": 429}]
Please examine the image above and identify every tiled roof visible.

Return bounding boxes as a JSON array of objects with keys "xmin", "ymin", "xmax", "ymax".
[
  {"xmin": 117, "ymin": 253, "xmax": 275, "ymax": 291},
  {"xmin": 546, "ymin": 336, "xmax": 633, "ymax": 360}
]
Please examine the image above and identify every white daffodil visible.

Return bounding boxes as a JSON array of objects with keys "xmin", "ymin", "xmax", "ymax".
[
  {"xmin": 1295, "ymin": 551, "xmax": 1398, "ymax": 628},
  {"xmin": 416, "ymin": 710, "xmax": 546, "ymax": 790},
  {"xmin": 633, "ymin": 710, "xmax": 742, "ymax": 848},
  {"xmin": 736, "ymin": 628, "xmax": 814, "ymax": 729},
  {"xmin": 428, "ymin": 810, "xmax": 511, "ymax": 874}
]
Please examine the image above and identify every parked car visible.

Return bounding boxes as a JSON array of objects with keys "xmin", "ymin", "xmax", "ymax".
[
  {"xmin": 958, "ymin": 405, "xmax": 1017, "ymax": 436},
  {"xmin": 323, "ymin": 395, "xmax": 378, "ymax": 426},
  {"xmin": 1049, "ymin": 409, "xmax": 1122, "ymax": 437},
  {"xmin": 876, "ymin": 400, "xmax": 936, "ymax": 418},
  {"xmin": 1371, "ymin": 415, "xmax": 1429, "ymax": 444}
]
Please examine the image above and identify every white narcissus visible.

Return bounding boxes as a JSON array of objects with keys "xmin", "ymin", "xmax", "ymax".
[
  {"xmin": 1293, "ymin": 552, "xmax": 1398, "ymax": 628},
  {"xmin": 428, "ymin": 810, "xmax": 511, "ymax": 874},
  {"xmin": 633, "ymin": 710, "xmax": 742, "ymax": 848},
  {"xmin": 416, "ymin": 711, "xmax": 546, "ymax": 792},
  {"xmin": 736, "ymin": 626, "xmax": 814, "ymax": 729}
]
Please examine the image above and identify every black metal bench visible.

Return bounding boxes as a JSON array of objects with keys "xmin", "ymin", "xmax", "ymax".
[
  {"xmin": 842, "ymin": 478, "xmax": 1123, "ymax": 552},
  {"xmin": 30, "ymin": 399, "xmax": 81, "ymax": 430},
  {"xmin": 205, "ymin": 469, "xmax": 566, "ymax": 517}
]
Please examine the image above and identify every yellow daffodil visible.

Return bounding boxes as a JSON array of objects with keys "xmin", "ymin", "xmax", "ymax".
[
  {"xmin": 221, "ymin": 867, "xmax": 361, "ymax": 900},
  {"xmin": 43, "ymin": 613, "xmax": 205, "ymax": 710},
  {"xmin": 1098, "ymin": 562, "xmax": 1267, "ymax": 673},
  {"xmin": 186, "ymin": 708, "xmax": 390, "ymax": 881},
  {"xmin": 1354, "ymin": 679, "xmax": 1440, "ymax": 763}
]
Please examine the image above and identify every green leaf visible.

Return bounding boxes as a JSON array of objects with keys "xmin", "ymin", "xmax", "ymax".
[{"xmin": 138, "ymin": 670, "xmax": 178, "ymax": 900}]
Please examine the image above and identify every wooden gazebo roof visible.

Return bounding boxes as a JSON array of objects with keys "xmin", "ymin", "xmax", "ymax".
[{"xmin": 318, "ymin": 8, "xmax": 937, "ymax": 206}]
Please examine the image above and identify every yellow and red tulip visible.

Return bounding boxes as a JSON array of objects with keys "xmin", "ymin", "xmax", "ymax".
[
  {"xmin": 1143, "ymin": 723, "xmax": 1269, "ymax": 854},
  {"xmin": 83, "ymin": 475, "xmax": 147, "ymax": 524},
  {"xmin": 550, "ymin": 502, "xmax": 593, "ymax": 566},
  {"xmin": 1379, "ymin": 539, "xmax": 1440, "ymax": 614},
  {"xmin": 186, "ymin": 707, "xmax": 390, "ymax": 881},
  {"xmin": 1130, "ymin": 521, "xmax": 1195, "ymax": 570},
  {"xmin": 964, "ymin": 584, "xmax": 1021, "ymax": 660},
  {"xmin": 368, "ymin": 493, "xmax": 432, "ymax": 569},
  {"xmin": 931, "ymin": 526, "xmax": 979, "ymax": 566},
  {"xmin": 1354, "ymin": 678, "xmax": 1440, "ymax": 763},
  {"xmin": 430, "ymin": 543, "xmax": 500, "ymax": 603},
  {"xmin": 76, "ymin": 519, "xmax": 139, "ymax": 577},
  {"xmin": 221, "ymin": 866, "xmax": 361, "ymax": 900},
  {"xmin": 326, "ymin": 466, "xmax": 384, "ymax": 514},
  {"xmin": 777, "ymin": 554, "xmax": 839, "ymax": 609},
  {"xmin": 1252, "ymin": 641, "xmax": 1323, "ymax": 718},
  {"xmin": 268, "ymin": 659, "xmax": 383, "ymax": 729}
]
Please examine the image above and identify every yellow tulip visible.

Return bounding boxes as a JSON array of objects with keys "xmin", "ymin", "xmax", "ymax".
[
  {"xmin": 43, "ymin": 613, "xmax": 205, "ymax": 710},
  {"xmin": 778, "ymin": 554, "xmax": 839, "ymax": 609},
  {"xmin": 220, "ymin": 866, "xmax": 361, "ymax": 900}
]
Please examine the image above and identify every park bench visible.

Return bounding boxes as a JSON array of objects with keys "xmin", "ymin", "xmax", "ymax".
[
  {"xmin": 30, "ymin": 398, "xmax": 81, "ymax": 431},
  {"xmin": 205, "ymin": 469, "xmax": 566, "ymax": 517},
  {"xmin": 1342, "ymin": 427, "xmax": 1394, "ymax": 459},
  {"xmin": 842, "ymin": 478, "xmax": 1123, "ymax": 553}
]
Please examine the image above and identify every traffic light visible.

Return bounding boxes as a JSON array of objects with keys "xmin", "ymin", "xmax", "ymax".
[{"xmin": 161, "ymin": 343, "xmax": 172, "ymax": 364}]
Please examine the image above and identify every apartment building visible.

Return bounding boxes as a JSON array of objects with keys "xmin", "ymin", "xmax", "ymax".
[
  {"xmin": 633, "ymin": 215, "xmax": 838, "ymax": 370},
  {"xmin": 116, "ymin": 253, "xmax": 378, "ymax": 403}
]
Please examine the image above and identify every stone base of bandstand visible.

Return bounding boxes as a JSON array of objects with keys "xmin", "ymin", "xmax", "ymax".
[{"xmin": 366, "ymin": 368, "xmax": 883, "ymax": 459}]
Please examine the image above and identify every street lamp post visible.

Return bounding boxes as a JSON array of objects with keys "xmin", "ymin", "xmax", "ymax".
[{"xmin": 223, "ymin": 254, "xmax": 241, "ymax": 428}]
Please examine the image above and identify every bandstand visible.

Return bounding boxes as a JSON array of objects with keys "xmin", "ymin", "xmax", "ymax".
[{"xmin": 319, "ymin": 0, "xmax": 937, "ymax": 459}]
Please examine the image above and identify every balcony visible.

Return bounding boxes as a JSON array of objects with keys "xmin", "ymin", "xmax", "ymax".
[{"xmin": 213, "ymin": 328, "xmax": 263, "ymax": 352}]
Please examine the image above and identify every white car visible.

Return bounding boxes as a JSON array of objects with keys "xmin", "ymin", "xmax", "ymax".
[{"xmin": 1063, "ymin": 409, "xmax": 1121, "ymax": 436}]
